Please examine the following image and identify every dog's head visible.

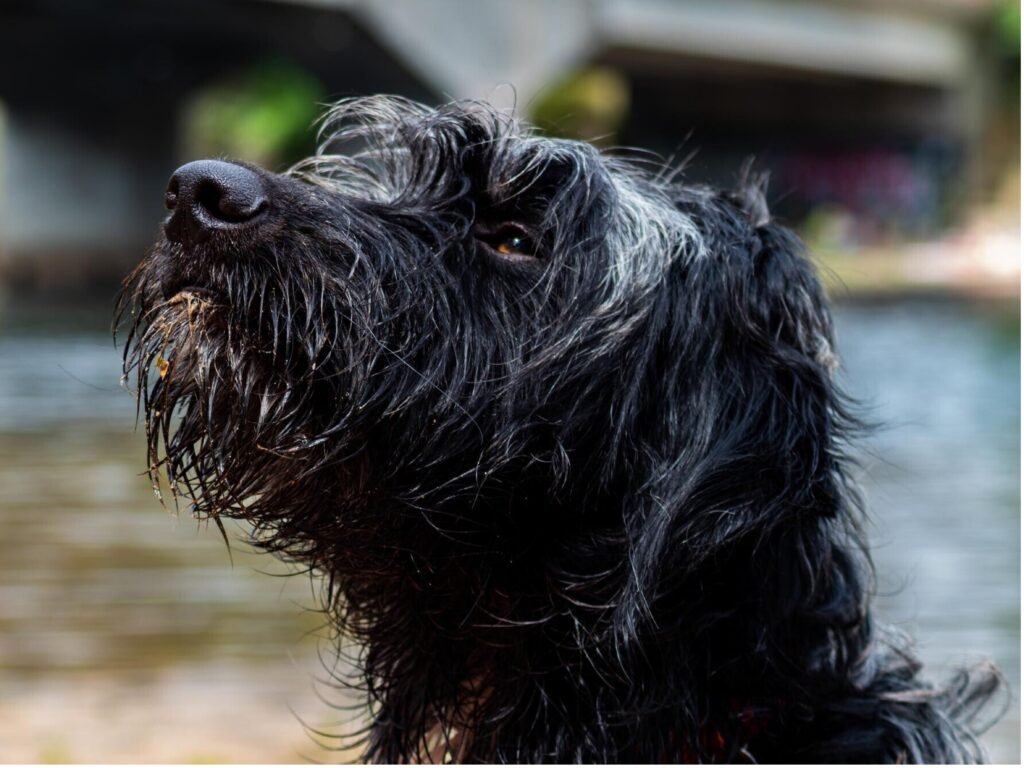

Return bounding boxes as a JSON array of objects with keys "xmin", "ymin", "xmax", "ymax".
[
  {"xmin": 119, "ymin": 97, "xmax": 1004, "ymax": 765},
  {"xmin": 119, "ymin": 95, "xmax": 845, "ymax": 623}
]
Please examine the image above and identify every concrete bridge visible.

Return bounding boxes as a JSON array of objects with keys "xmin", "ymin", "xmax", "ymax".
[{"xmin": 0, "ymin": 0, "xmax": 997, "ymax": 293}]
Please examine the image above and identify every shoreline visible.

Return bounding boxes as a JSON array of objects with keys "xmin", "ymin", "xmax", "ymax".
[{"xmin": 815, "ymin": 230, "xmax": 1020, "ymax": 305}]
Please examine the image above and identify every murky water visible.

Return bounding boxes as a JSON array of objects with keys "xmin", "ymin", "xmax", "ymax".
[{"xmin": 0, "ymin": 299, "xmax": 1018, "ymax": 762}]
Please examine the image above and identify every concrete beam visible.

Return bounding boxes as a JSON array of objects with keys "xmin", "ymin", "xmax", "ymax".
[
  {"xmin": 279, "ymin": 0, "xmax": 980, "ymax": 104},
  {"xmin": 596, "ymin": 0, "xmax": 973, "ymax": 87}
]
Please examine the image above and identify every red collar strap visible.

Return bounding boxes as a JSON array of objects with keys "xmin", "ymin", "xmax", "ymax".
[{"xmin": 670, "ymin": 703, "xmax": 773, "ymax": 763}]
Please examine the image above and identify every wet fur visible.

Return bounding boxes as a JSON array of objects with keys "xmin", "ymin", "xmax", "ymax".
[{"xmin": 118, "ymin": 96, "xmax": 1000, "ymax": 763}]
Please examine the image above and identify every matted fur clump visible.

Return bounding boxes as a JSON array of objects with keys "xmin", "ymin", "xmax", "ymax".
[{"xmin": 118, "ymin": 96, "xmax": 999, "ymax": 763}]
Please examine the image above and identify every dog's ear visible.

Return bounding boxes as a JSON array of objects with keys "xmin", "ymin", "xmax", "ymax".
[
  {"xmin": 725, "ymin": 168, "xmax": 838, "ymax": 372},
  {"xmin": 613, "ymin": 183, "xmax": 851, "ymax": 635}
]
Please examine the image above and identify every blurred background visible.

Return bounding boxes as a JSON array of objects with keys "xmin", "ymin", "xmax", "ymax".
[{"xmin": 0, "ymin": 0, "xmax": 1018, "ymax": 762}]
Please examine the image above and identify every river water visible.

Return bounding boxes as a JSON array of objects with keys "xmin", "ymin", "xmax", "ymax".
[{"xmin": 0, "ymin": 299, "xmax": 1018, "ymax": 762}]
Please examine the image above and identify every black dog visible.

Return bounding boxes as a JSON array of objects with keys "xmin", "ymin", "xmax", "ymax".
[{"xmin": 118, "ymin": 96, "xmax": 999, "ymax": 763}]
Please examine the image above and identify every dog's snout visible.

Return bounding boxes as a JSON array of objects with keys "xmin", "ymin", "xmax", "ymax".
[{"xmin": 164, "ymin": 160, "xmax": 268, "ymax": 245}]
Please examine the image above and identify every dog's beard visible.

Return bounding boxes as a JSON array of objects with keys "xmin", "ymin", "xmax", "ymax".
[
  {"xmin": 117, "ymin": 251, "xmax": 374, "ymax": 540},
  {"xmin": 121, "ymin": 288, "xmax": 265, "ymax": 519}
]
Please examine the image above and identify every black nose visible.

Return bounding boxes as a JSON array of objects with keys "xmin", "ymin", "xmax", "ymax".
[{"xmin": 164, "ymin": 160, "xmax": 268, "ymax": 245}]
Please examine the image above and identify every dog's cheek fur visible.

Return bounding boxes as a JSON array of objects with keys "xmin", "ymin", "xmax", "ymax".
[
  {"xmin": 596, "ymin": 189, "xmax": 993, "ymax": 762},
  {"xmin": 613, "ymin": 191, "xmax": 841, "ymax": 580}
]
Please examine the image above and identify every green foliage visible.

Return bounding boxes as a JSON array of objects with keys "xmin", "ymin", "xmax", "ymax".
[
  {"xmin": 996, "ymin": 0, "xmax": 1020, "ymax": 56},
  {"xmin": 991, "ymin": 0, "xmax": 1020, "ymax": 109},
  {"xmin": 182, "ymin": 60, "xmax": 325, "ymax": 169},
  {"xmin": 529, "ymin": 67, "xmax": 631, "ymax": 145}
]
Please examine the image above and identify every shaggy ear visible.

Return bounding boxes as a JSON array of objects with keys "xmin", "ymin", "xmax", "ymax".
[
  {"xmin": 614, "ymin": 187, "xmax": 850, "ymax": 635},
  {"xmin": 728, "ymin": 168, "xmax": 838, "ymax": 372},
  {"xmin": 742, "ymin": 222, "xmax": 839, "ymax": 374}
]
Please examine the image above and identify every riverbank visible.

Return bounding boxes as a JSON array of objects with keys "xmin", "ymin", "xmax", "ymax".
[
  {"xmin": 816, "ymin": 225, "xmax": 1020, "ymax": 302},
  {"xmin": 0, "ymin": 666, "xmax": 363, "ymax": 763}
]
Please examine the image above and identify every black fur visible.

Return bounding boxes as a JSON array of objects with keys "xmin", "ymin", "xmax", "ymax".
[{"xmin": 117, "ymin": 97, "xmax": 1000, "ymax": 763}]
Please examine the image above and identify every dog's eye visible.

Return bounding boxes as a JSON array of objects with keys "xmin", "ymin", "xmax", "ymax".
[
  {"xmin": 495, "ymin": 231, "xmax": 530, "ymax": 256},
  {"xmin": 476, "ymin": 223, "xmax": 539, "ymax": 264}
]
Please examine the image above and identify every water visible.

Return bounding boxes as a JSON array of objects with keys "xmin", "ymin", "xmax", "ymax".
[
  {"xmin": 834, "ymin": 300, "xmax": 1020, "ymax": 761},
  {"xmin": 0, "ymin": 299, "xmax": 1018, "ymax": 762}
]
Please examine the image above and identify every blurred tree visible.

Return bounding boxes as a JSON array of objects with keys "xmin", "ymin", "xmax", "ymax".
[
  {"xmin": 982, "ymin": 0, "xmax": 1020, "ymax": 211},
  {"xmin": 181, "ymin": 59, "xmax": 325, "ymax": 170},
  {"xmin": 996, "ymin": 0, "xmax": 1020, "ymax": 55},
  {"xmin": 994, "ymin": 0, "xmax": 1020, "ymax": 105},
  {"xmin": 529, "ymin": 67, "xmax": 630, "ymax": 146}
]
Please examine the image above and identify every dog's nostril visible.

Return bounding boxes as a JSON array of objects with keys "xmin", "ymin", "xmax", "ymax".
[
  {"xmin": 165, "ymin": 178, "xmax": 179, "ymax": 211},
  {"xmin": 194, "ymin": 177, "xmax": 267, "ymax": 223},
  {"xmin": 164, "ymin": 159, "xmax": 268, "ymax": 245}
]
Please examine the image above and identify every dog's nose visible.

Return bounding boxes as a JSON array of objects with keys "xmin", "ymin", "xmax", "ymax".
[{"xmin": 164, "ymin": 160, "xmax": 268, "ymax": 245}]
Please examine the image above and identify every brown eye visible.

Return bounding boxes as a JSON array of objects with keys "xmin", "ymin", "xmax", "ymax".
[
  {"xmin": 495, "ymin": 231, "xmax": 530, "ymax": 255},
  {"xmin": 476, "ymin": 223, "xmax": 539, "ymax": 263}
]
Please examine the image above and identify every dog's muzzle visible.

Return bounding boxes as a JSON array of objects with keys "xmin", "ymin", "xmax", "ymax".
[{"xmin": 163, "ymin": 159, "xmax": 268, "ymax": 246}]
